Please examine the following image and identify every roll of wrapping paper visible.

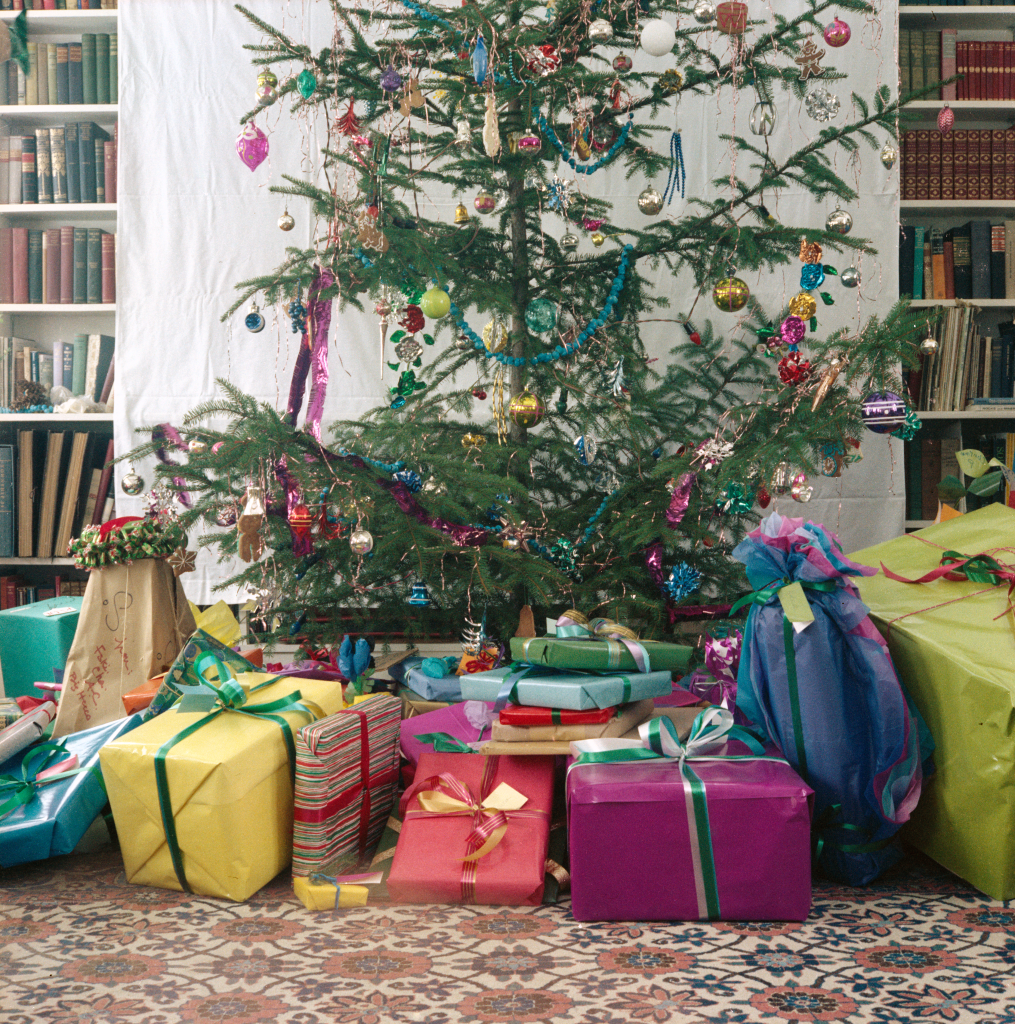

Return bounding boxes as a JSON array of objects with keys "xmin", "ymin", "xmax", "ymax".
[{"xmin": 0, "ymin": 701, "xmax": 57, "ymax": 763}]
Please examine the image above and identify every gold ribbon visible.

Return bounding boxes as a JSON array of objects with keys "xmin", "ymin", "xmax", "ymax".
[{"xmin": 415, "ymin": 778, "xmax": 529, "ymax": 861}]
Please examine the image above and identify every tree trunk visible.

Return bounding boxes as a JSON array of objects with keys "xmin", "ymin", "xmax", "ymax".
[{"xmin": 507, "ymin": 95, "xmax": 528, "ymax": 444}]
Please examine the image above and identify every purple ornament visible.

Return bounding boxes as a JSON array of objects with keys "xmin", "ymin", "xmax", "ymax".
[
  {"xmin": 380, "ymin": 64, "xmax": 403, "ymax": 93},
  {"xmin": 861, "ymin": 392, "xmax": 907, "ymax": 434},
  {"xmin": 236, "ymin": 123, "xmax": 268, "ymax": 171},
  {"xmin": 780, "ymin": 315, "xmax": 806, "ymax": 346}
]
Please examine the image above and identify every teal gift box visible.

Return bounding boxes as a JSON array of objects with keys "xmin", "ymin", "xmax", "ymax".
[
  {"xmin": 460, "ymin": 664, "xmax": 672, "ymax": 710},
  {"xmin": 0, "ymin": 598, "xmax": 82, "ymax": 699}
]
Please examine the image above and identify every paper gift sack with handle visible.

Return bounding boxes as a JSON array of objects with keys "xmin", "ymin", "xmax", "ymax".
[{"xmin": 54, "ymin": 558, "xmax": 196, "ymax": 737}]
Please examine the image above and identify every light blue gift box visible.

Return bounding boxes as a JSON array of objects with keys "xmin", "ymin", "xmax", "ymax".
[
  {"xmin": 460, "ymin": 665, "xmax": 672, "ymax": 710},
  {"xmin": 406, "ymin": 666, "xmax": 464, "ymax": 703},
  {"xmin": 0, "ymin": 714, "xmax": 142, "ymax": 868},
  {"xmin": 0, "ymin": 597, "xmax": 82, "ymax": 699}
]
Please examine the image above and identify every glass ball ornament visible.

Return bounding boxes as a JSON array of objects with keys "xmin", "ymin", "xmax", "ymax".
[
  {"xmin": 474, "ymin": 190, "xmax": 497, "ymax": 214},
  {"xmin": 788, "ymin": 292, "xmax": 818, "ymax": 319},
  {"xmin": 188, "ymin": 439, "xmax": 207, "ymax": 455},
  {"xmin": 880, "ymin": 142, "xmax": 898, "ymax": 170},
  {"xmin": 277, "ymin": 209, "xmax": 295, "ymax": 231},
  {"xmin": 255, "ymin": 69, "xmax": 278, "ymax": 106},
  {"xmin": 750, "ymin": 100, "xmax": 776, "ymax": 136},
  {"xmin": 517, "ymin": 133, "xmax": 542, "ymax": 154},
  {"xmin": 244, "ymin": 301, "xmax": 265, "ymax": 333},
  {"xmin": 121, "ymin": 470, "xmax": 145, "ymax": 496},
  {"xmin": 349, "ymin": 529, "xmax": 375, "ymax": 555},
  {"xmin": 825, "ymin": 207, "xmax": 853, "ymax": 235},
  {"xmin": 296, "ymin": 69, "xmax": 317, "ymax": 99},
  {"xmin": 640, "ymin": 19, "xmax": 676, "ymax": 57},
  {"xmin": 861, "ymin": 392, "xmax": 908, "ymax": 434},
  {"xmin": 574, "ymin": 434, "xmax": 598, "ymax": 465},
  {"xmin": 419, "ymin": 286, "xmax": 450, "ymax": 319},
  {"xmin": 804, "ymin": 87, "xmax": 840, "ymax": 122},
  {"xmin": 214, "ymin": 507, "xmax": 237, "ymax": 527},
  {"xmin": 588, "ymin": 18, "xmax": 614, "ymax": 43},
  {"xmin": 509, "ymin": 390, "xmax": 546, "ymax": 428},
  {"xmin": 823, "ymin": 17, "xmax": 851, "ymax": 47},
  {"xmin": 560, "ymin": 232, "xmax": 579, "ymax": 252},
  {"xmin": 712, "ymin": 276, "xmax": 750, "ymax": 312},
  {"xmin": 591, "ymin": 231, "xmax": 605, "ymax": 247},
  {"xmin": 693, "ymin": 0, "xmax": 716, "ymax": 23},
  {"xmin": 770, "ymin": 462, "xmax": 794, "ymax": 495},
  {"xmin": 502, "ymin": 535, "xmax": 522, "ymax": 551},
  {"xmin": 840, "ymin": 267, "xmax": 861, "ymax": 288},
  {"xmin": 638, "ymin": 187, "xmax": 664, "ymax": 216},
  {"xmin": 236, "ymin": 122, "xmax": 269, "ymax": 172},
  {"xmin": 791, "ymin": 472, "xmax": 814, "ymax": 503},
  {"xmin": 920, "ymin": 333, "xmax": 939, "ymax": 355},
  {"xmin": 524, "ymin": 298, "xmax": 557, "ymax": 334},
  {"xmin": 483, "ymin": 318, "xmax": 510, "ymax": 352},
  {"xmin": 613, "ymin": 54, "xmax": 633, "ymax": 73}
]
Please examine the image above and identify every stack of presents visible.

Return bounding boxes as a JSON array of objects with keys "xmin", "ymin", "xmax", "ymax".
[{"xmin": 2, "ymin": 504, "xmax": 1015, "ymax": 917}]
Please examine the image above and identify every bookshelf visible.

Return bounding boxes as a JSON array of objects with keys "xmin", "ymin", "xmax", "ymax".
[{"xmin": 0, "ymin": 7, "xmax": 118, "ymax": 600}]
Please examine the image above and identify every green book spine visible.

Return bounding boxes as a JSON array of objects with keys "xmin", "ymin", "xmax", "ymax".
[
  {"xmin": 925, "ymin": 31, "xmax": 941, "ymax": 101},
  {"xmin": 68, "ymin": 43, "xmax": 83, "ymax": 105},
  {"xmin": 109, "ymin": 33, "xmax": 117, "ymax": 103},
  {"xmin": 65, "ymin": 123, "xmax": 80, "ymax": 203},
  {"xmin": 910, "ymin": 30, "xmax": 925, "ymax": 93},
  {"xmin": 85, "ymin": 228, "xmax": 102, "ymax": 303},
  {"xmin": 78, "ymin": 121, "xmax": 95, "ymax": 202},
  {"xmin": 71, "ymin": 333, "xmax": 87, "ymax": 395},
  {"xmin": 27, "ymin": 229, "xmax": 42, "ymax": 304},
  {"xmin": 81, "ymin": 34, "xmax": 97, "ymax": 106},
  {"xmin": 899, "ymin": 29, "xmax": 911, "ymax": 95},
  {"xmin": 72, "ymin": 227, "xmax": 87, "ymax": 304},
  {"xmin": 55, "ymin": 45, "xmax": 69, "ymax": 105},
  {"xmin": 95, "ymin": 35, "xmax": 109, "ymax": 104},
  {"xmin": 25, "ymin": 42, "xmax": 37, "ymax": 106},
  {"xmin": 913, "ymin": 225, "xmax": 926, "ymax": 299}
]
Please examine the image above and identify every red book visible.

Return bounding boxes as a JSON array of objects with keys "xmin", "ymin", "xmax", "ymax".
[
  {"xmin": 957, "ymin": 41, "xmax": 967, "ymax": 101},
  {"xmin": 929, "ymin": 132, "xmax": 942, "ymax": 200},
  {"xmin": 903, "ymin": 130, "xmax": 919, "ymax": 200},
  {"xmin": 3, "ymin": 577, "xmax": 19, "ymax": 611},
  {"xmin": 11, "ymin": 227, "xmax": 28, "ymax": 304},
  {"xmin": 969, "ymin": 41, "xmax": 979, "ymax": 101},
  {"xmin": 0, "ymin": 228, "xmax": 12, "ymax": 306},
  {"xmin": 43, "ymin": 228, "xmax": 60, "ymax": 304},
  {"xmin": 1005, "ymin": 127, "xmax": 1015, "ymax": 200},
  {"xmin": 103, "ymin": 141, "xmax": 116, "ymax": 205},
  {"xmin": 916, "ymin": 130, "xmax": 931, "ymax": 200},
  {"xmin": 953, "ymin": 130, "xmax": 968, "ymax": 199},
  {"xmin": 941, "ymin": 132, "xmax": 954, "ymax": 201},
  {"xmin": 99, "ymin": 355, "xmax": 115, "ymax": 406},
  {"xmin": 981, "ymin": 130, "xmax": 993, "ymax": 198},
  {"xmin": 91, "ymin": 438, "xmax": 115, "ymax": 526},
  {"xmin": 1006, "ymin": 43, "xmax": 1013, "ymax": 102},
  {"xmin": 941, "ymin": 29, "xmax": 958, "ymax": 103},
  {"xmin": 966, "ymin": 130, "xmax": 980, "ymax": 200},
  {"xmin": 100, "ymin": 232, "xmax": 115, "ymax": 303},
  {"xmin": 42, "ymin": 0, "xmax": 56, "ymax": 9},
  {"xmin": 993, "ymin": 129, "xmax": 1006, "ymax": 199},
  {"xmin": 59, "ymin": 225, "xmax": 73, "ymax": 304},
  {"xmin": 992, "ymin": 42, "xmax": 1002, "ymax": 101},
  {"xmin": 978, "ymin": 41, "xmax": 987, "ymax": 102}
]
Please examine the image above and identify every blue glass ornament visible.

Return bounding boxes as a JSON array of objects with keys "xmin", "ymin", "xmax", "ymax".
[
  {"xmin": 393, "ymin": 469, "xmax": 422, "ymax": 492},
  {"xmin": 244, "ymin": 303, "xmax": 265, "ymax": 332},
  {"xmin": 408, "ymin": 582, "xmax": 431, "ymax": 607},
  {"xmin": 664, "ymin": 562, "xmax": 702, "ymax": 601},
  {"xmin": 800, "ymin": 263, "xmax": 826, "ymax": 290},
  {"xmin": 472, "ymin": 33, "xmax": 488, "ymax": 86}
]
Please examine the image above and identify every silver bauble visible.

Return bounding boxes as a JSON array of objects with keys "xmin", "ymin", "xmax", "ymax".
[
  {"xmin": 804, "ymin": 87, "xmax": 840, "ymax": 122},
  {"xmin": 188, "ymin": 439, "xmax": 208, "ymax": 455},
  {"xmin": 121, "ymin": 470, "xmax": 145, "ymax": 496},
  {"xmin": 561, "ymin": 232, "xmax": 580, "ymax": 252},
  {"xmin": 215, "ymin": 507, "xmax": 237, "ymax": 527},
  {"xmin": 770, "ymin": 462, "xmax": 794, "ymax": 495},
  {"xmin": 750, "ymin": 100, "xmax": 776, "ymax": 136},
  {"xmin": 502, "ymin": 535, "xmax": 522, "ymax": 551},
  {"xmin": 880, "ymin": 142, "xmax": 898, "ymax": 170},
  {"xmin": 638, "ymin": 187, "xmax": 664, "ymax": 215},
  {"xmin": 278, "ymin": 210, "xmax": 295, "ymax": 231},
  {"xmin": 791, "ymin": 472, "xmax": 814, "ymax": 503},
  {"xmin": 920, "ymin": 334, "xmax": 939, "ymax": 355},
  {"xmin": 588, "ymin": 18, "xmax": 614, "ymax": 43},
  {"xmin": 349, "ymin": 529, "xmax": 374, "ymax": 555},
  {"xmin": 825, "ymin": 207, "xmax": 853, "ymax": 235},
  {"xmin": 840, "ymin": 267, "xmax": 860, "ymax": 288},
  {"xmin": 693, "ymin": 0, "xmax": 716, "ymax": 23}
]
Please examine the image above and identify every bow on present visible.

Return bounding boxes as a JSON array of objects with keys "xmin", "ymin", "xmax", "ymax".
[
  {"xmin": 155, "ymin": 653, "xmax": 315, "ymax": 893},
  {"xmin": 881, "ymin": 550, "xmax": 1015, "ymax": 621},
  {"xmin": 0, "ymin": 742, "xmax": 85, "ymax": 821},
  {"xmin": 570, "ymin": 708, "xmax": 777, "ymax": 921},
  {"xmin": 554, "ymin": 609, "xmax": 652, "ymax": 672}
]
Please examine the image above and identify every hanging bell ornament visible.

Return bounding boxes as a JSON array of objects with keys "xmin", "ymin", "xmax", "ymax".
[
  {"xmin": 638, "ymin": 187, "xmax": 665, "ymax": 215},
  {"xmin": 693, "ymin": 0, "xmax": 716, "ymax": 22},
  {"xmin": 937, "ymin": 104, "xmax": 955, "ymax": 135},
  {"xmin": 278, "ymin": 209, "xmax": 295, "ymax": 231},
  {"xmin": 255, "ymin": 69, "xmax": 278, "ymax": 106},
  {"xmin": 561, "ymin": 232, "xmax": 579, "ymax": 252},
  {"xmin": 588, "ymin": 18, "xmax": 614, "ymax": 43},
  {"xmin": 825, "ymin": 207, "xmax": 853, "ymax": 235},
  {"xmin": 454, "ymin": 201, "xmax": 470, "ymax": 226},
  {"xmin": 121, "ymin": 469, "xmax": 145, "ymax": 496},
  {"xmin": 880, "ymin": 142, "xmax": 898, "ymax": 169},
  {"xmin": 244, "ymin": 300, "xmax": 265, "ymax": 333},
  {"xmin": 407, "ymin": 582, "xmax": 431, "ymax": 606},
  {"xmin": 750, "ymin": 100, "xmax": 776, "ymax": 136}
]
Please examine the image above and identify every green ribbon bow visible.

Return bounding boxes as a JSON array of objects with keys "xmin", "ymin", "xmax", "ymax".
[
  {"xmin": 414, "ymin": 732, "xmax": 476, "ymax": 754},
  {"xmin": 0, "ymin": 741, "xmax": 94, "ymax": 821},
  {"xmin": 154, "ymin": 652, "xmax": 313, "ymax": 893}
]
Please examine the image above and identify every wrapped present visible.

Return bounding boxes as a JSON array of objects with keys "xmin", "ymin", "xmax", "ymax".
[
  {"xmin": 461, "ymin": 664, "xmax": 672, "ymax": 710},
  {"xmin": 851, "ymin": 504, "xmax": 1015, "ymax": 899},
  {"xmin": 0, "ymin": 597, "xmax": 81, "ymax": 700},
  {"xmin": 1, "ymin": 714, "xmax": 143, "ymax": 868},
  {"xmin": 567, "ymin": 708, "xmax": 813, "ymax": 921},
  {"xmin": 406, "ymin": 666, "xmax": 463, "ymax": 702},
  {"xmin": 733, "ymin": 514, "xmax": 933, "ymax": 887},
  {"xmin": 99, "ymin": 660, "xmax": 344, "ymax": 901},
  {"xmin": 387, "ymin": 752, "xmax": 555, "ymax": 905},
  {"xmin": 398, "ymin": 685, "xmax": 453, "ymax": 718},
  {"xmin": 511, "ymin": 610, "xmax": 693, "ymax": 675},
  {"xmin": 0, "ymin": 698, "xmax": 24, "ymax": 729},
  {"xmin": 292, "ymin": 693, "xmax": 402, "ymax": 878},
  {"xmin": 400, "ymin": 701, "xmax": 496, "ymax": 768},
  {"xmin": 491, "ymin": 699, "xmax": 655, "ymax": 743},
  {"xmin": 122, "ymin": 675, "xmax": 165, "ymax": 715}
]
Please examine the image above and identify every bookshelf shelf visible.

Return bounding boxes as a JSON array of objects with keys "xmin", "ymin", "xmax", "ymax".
[
  {"xmin": 910, "ymin": 299, "xmax": 1015, "ymax": 307},
  {"xmin": 0, "ymin": 105, "xmax": 117, "ymax": 126},
  {"xmin": 0, "ymin": 413, "xmax": 112, "ymax": 423},
  {"xmin": 899, "ymin": 6, "xmax": 1015, "ymax": 29},
  {"xmin": 0, "ymin": 203, "xmax": 116, "ymax": 220},
  {"xmin": 901, "ymin": 200, "xmax": 1015, "ymax": 214},
  {"xmin": 904, "ymin": 100, "xmax": 1015, "ymax": 119},
  {"xmin": 0, "ymin": 556, "xmax": 74, "ymax": 567},
  {"xmin": 0, "ymin": 304, "xmax": 114, "ymax": 313},
  {"xmin": 0, "ymin": 11, "xmax": 117, "ymax": 35},
  {"xmin": 920, "ymin": 409, "xmax": 1015, "ymax": 419}
]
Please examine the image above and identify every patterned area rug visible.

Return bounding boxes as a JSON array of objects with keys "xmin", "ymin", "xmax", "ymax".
[{"xmin": 1, "ymin": 848, "xmax": 1013, "ymax": 1024}]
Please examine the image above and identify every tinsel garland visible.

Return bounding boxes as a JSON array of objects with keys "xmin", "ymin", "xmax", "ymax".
[{"xmin": 68, "ymin": 517, "xmax": 185, "ymax": 570}]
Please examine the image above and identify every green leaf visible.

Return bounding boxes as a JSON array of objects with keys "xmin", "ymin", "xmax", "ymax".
[
  {"xmin": 413, "ymin": 358, "xmax": 422, "ymax": 367},
  {"xmin": 936, "ymin": 475, "xmax": 966, "ymax": 501},
  {"xmin": 387, "ymin": 361, "xmax": 400, "ymax": 370},
  {"xmin": 390, "ymin": 330, "xmax": 406, "ymax": 344},
  {"xmin": 968, "ymin": 470, "xmax": 1003, "ymax": 497},
  {"xmin": 423, "ymin": 333, "xmax": 435, "ymax": 346}
]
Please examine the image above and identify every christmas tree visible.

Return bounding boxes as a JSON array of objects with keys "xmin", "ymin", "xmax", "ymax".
[{"xmin": 127, "ymin": 0, "xmax": 926, "ymax": 649}]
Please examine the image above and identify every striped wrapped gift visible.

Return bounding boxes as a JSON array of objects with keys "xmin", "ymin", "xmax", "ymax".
[{"xmin": 292, "ymin": 693, "xmax": 402, "ymax": 878}]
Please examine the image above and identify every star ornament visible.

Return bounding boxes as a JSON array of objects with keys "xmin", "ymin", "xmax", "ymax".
[
  {"xmin": 546, "ymin": 174, "xmax": 576, "ymax": 213},
  {"xmin": 694, "ymin": 438, "xmax": 735, "ymax": 470},
  {"xmin": 168, "ymin": 547, "xmax": 196, "ymax": 576}
]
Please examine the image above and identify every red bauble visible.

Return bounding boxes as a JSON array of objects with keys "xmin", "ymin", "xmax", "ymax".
[
  {"xmin": 472, "ymin": 388, "xmax": 487, "ymax": 399},
  {"xmin": 400, "ymin": 304, "xmax": 425, "ymax": 334},
  {"xmin": 778, "ymin": 351, "xmax": 812, "ymax": 385},
  {"xmin": 757, "ymin": 484, "xmax": 771, "ymax": 508}
]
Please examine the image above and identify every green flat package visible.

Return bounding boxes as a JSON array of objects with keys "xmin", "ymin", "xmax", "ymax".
[
  {"xmin": 510, "ymin": 636, "xmax": 693, "ymax": 674},
  {"xmin": 850, "ymin": 504, "xmax": 1015, "ymax": 899}
]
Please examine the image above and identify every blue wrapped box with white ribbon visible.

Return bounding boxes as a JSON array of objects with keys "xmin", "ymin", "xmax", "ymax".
[{"xmin": 460, "ymin": 664, "xmax": 672, "ymax": 711}]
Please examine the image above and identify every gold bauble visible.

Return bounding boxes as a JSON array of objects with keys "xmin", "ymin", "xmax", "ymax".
[
  {"xmin": 509, "ymin": 390, "xmax": 545, "ymax": 428},
  {"xmin": 658, "ymin": 68, "xmax": 684, "ymax": 94},
  {"xmin": 462, "ymin": 433, "xmax": 487, "ymax": 450},
  {"xmin": 278, "ymin": 210, "xmax": 295, "ymax": 231},
  {"xmin": 482, "ymin": 318, "xmax": 509, "ymax": 353},
  {"xmin": 591, "ymin": 231, "xmax": 605, "ymax": 247},
  {"xmin": 712, "ymin": 277, "xmax": 750, "ymax": 312},
  {"xmin": 788, "ymin": 292, "xmax": 818, "ymax": 319},
  {"xmin": 454, "ymin": 201, "xmax": 470, "ymax": 226}
]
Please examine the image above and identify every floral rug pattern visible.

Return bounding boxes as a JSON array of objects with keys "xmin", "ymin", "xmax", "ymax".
[{"xmin": 1, "ymin": 849, "xmax": 1013, "ymax": 1024}]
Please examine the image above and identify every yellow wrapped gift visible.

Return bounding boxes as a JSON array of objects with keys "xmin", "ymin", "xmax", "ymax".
[{"xmin": 99, "ymin": 669, "xmax": 344, "ymax": 902}]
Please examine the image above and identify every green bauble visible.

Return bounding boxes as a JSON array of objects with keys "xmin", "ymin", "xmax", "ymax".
[
  {"xmin": 419, "ymin": 286, "xmax": 450, "ymax": 318},
  {"xmin": 524, "ymin": 298, "xmax": 557, "ymax": 333}
]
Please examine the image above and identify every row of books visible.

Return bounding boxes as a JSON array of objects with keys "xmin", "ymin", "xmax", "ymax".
[
  {"xmin": 899, "ymin": 221, "xmax": 1015, "ymax": 300},
  {"xmin": 904, "ymin": 435, "xmax": 1015, "ymax": 523},
  {"xmin": 0, "ymin": 226, "xmax": 115, "ymax": 304},
  {"xmin": 899, "ymin": 30, "xmax": 1015, "ymax": 102},
  {"xmin": 0, "ymin": 34, "xmax": 117, "ymax": 107},
  {"xmin": 0, "ymin": 2, "xmax": 116, "ymax": 10},
  {"xmin": 900, "ymin": 129, "xmax": 1015, "ymax": 201},
  {"xmin": 0, "ymin": 333, "xmax": 114, "ymax": 407},
  {"xmin": 0, "ymin": 576, "xmax": 87, "ymax": 611},
  {"xmin": 904, "ymin": 308, "xmax": 1015, "ymax": 410},
  {"xmin": 0, "ymin": 122, "xmax": 116, "ymax": 205},
  {"xmin": 0, "ymin": 431, "xmax": 114, "ymax": 559},
  {"xmin": 900, "ymin": 29, "xmax": 953, "ymax": 102}
]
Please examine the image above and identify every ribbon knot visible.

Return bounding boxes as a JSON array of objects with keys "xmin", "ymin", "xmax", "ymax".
[
  {"xmin": 554, "ymin": 609, "xmax": 652, "ymax": 672},
  {"xmin": 0, "ymin": 741, "xmax": 86, "ymax": 821}
]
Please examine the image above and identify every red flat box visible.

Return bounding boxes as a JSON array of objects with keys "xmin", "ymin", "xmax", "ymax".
[
  {"xmin": 388, "ymin": 752, "xmax": 554, "ymax": 905},
  {"xmin": 499, "ymin": 705, "xmax": 615, "ymax": 726}
]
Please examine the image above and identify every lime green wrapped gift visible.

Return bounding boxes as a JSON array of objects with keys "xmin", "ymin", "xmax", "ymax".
[{"xmin": 850, "ymin": 504, "xmax": 1015, "ymax": 899}]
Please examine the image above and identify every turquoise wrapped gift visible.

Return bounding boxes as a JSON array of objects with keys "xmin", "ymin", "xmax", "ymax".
[
  {"xmin": 0, "ymin": 597, "xmax": 82, "ymax": 699},
  {"xmin": 460, "ymin": 664, "xmax": 673, "ymax": 710}
]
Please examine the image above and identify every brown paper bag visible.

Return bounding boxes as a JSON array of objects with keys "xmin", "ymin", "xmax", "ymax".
[{"xmin": 53, "ymin": 559, "xmax": 197, "ymax": 737}]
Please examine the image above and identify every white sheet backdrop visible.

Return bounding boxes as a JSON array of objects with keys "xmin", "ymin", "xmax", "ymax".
[{"xmin": 117, "ymin": 0, "xmax": 903, "ymax": 604}]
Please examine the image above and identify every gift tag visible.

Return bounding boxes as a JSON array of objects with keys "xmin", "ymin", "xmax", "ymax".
[
  {"xmin": 778, "ymin": 582, "xmax": 815, "ymax": 632},
  {"xmin": 178, "ymin": 693, "xmax": 218, "ymax": 713}
]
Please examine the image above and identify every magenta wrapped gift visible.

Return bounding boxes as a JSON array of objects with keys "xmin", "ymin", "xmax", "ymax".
[
  {"xmin": 400, "ymin": 701, "xmax": 496, "ymax": 768},
  {"xmin": 567, "ymin": 708, "xmax": 813, "ymax": 922}
]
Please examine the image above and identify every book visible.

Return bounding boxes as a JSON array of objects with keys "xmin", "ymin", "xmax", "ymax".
[
  {"xmin": 923, "ymin": 235, "xmax": 933, "ymax": 299},
  {"xmin": 84, "ymin": 333, "xmax": 113, "ymax": 402},
  {"xmin": 98, "ymin": 352, "xmax": 113, "ymax": 404},
  {"xmin": 68, "ymin": 43, "xmax": 83, "ymax": 105},
  {"xmin": 26, "ymin": 41, "xmax": 37, "ymax": 106},
  {"xmin": 85, "ymin": 227, "xmax": 102, "ymax": 302},
  {"xmin": 16, "ymin": 63, "xmax": 24, "ymax": 107},
  {"xmin": 910, "ymin": 30, "xmax": 925, "ymax": 93},
  {"xmin": 0, "ymin": 444, "xmax": 13, "ymax": 558},
  {"xmin": 929, "ymin": 132, "xmax": 941, "ymax": 200},
  {"xmin": 81, "ymin": 34, "xmax": 97, "ymax": 105},
  {"xmin": 941, "ymin": 28, "xmax": 958, "ymax": 102},
  {"xmin": 953, "ymin": 222, "xmax": 973, "ymax": 299},
  {"xmin": 0, "ymin": 134, "xmax": 7, "ymax": 206},
  {"xmin": 53, "ymin": 341, "xmax": 65, "ymax": 390},
  {"xmin": 38, "ymin": 42, "xmax": 50, "ymax": 106},
  {"xmin": 36, "ymin": 430, "xmax": 65, "ymax": 558},
  {"xmin": 921, "ymin": 437, "xmax": 942, "ymax": 520},
  {"xmin": 943, "ymin": 229, "xmax": 955, "ymax": 299},
  {"xmin": 81, "ymin": 466, "xmax": 102, "ymax": 526},
  {"xmin": 64, "ymin": 122, "xmax": 80, "ymax": 204},
  {"xmin": 71, "ymin": 332, "xmax": 86, "ymax": 394},
  {"xmin": 60, "ymin": 335, "xmax": 74, "ymax": 387},
  {"xmin": 941, "ymin": 131, "xmax": 954, "ymax": 201},
  {"xmin": 905, "ymin": 440, "xmax": 922, "ymax": 520},
  {"xmin": 17, "ymin": 429, "xmax": 33, "ymax": 557},
  {"xmin": 7, "ymin": 136, "xmax": 21, "ymax": 205},
  {"xmin": 77, "ymin": 122, "xmax": 109, "ymax": 203},
  {"xmin": 991, "ymin": 223, "xmax": 1007, "ymax": 298},
  {"xmin": 952, "ymin": 129, "xmax": 967, "ymax": 199},
  {"xmin": 916, "ymin": 129, "xmax": 930, "ymax": 199},
  {"xmin": 72, "ymin": 226, "xmax": 86, "ymax": 303},
  {"xmin": 104, "ymin": 140, "xmax": 115, "ymax": 204},
  {"xmin": 34, "ymin": 128, "xmax": 52, "ymax": 203},
  {"xmin": 932, "ymin": 230, "xmax": 947, "ymax": 300},
  {"xmin": 899, "ymin": 226, "xmax": 916, "ymax": 296},
  {"xmin": 43, "ymin": 227, "xmax": 60, "ymax": 303},
  {"xmin": 12, "ymin": 227, "xmax": 28, "ymax": 304},
  {"xmin": 47, "ymin": 126, "xmax": 67, "ymax": 204},
  {"xmin": 0, "ymin": 227, "xmax": 12, "ymax": 305},
  {"xmin": 903, "ymin": 130, "xmax": 918, "ymax": 199},
  {"xmin": 38, "ymin": 351, "xmax": 53, "ymax": 388},
  {"xmin": 55, "ymin": 43, "xmax": 69, "ymax": 105},
  {"xmin": 54, "ymin": 431, "xmax": 88, "ymax": 557},
  {"xmin": 91, "ymin": 436, "xmax": 114, "ymax": 525},
  {"xmin": 971, "ymin": 219, "xmax": 992, "ymax": 299},
  {"xmin": 95, "ymin": 34, "xmax": 109, "ymax": 104},
  {"xmin": 94, "ymin": 137, "xmax": 104, "ymax": 202},
  {"xmin": 100, "ymin": 231, "xmax": 114, "ymax": 302},
  {"xmin": 980, "ymin": 130, "xmax": 992, "ymax": 198},
  {"xmin": 913, "ymin": 225, "xmax": 925, "ymax": 299},
  {"xmin": 27, "ymin": 228, "xmax": 42, "ymax": 304},
  {"xmin": 899, "ymin": 28, "xmax": 911, "ymax": 94},
  {"xmin": 20, "ymin": 133, "xmax": 37, "ymax": 204},
  {"xmin": 59, "ymin": 224, "xmax": 73, "ymax": 303},
  {"xmin": 925, "ymin": 30, "xmax": 940, "ymax": 100},
  {"xmin": 108, "ymin": 32, "xmax": 117, "ymax": 103}
]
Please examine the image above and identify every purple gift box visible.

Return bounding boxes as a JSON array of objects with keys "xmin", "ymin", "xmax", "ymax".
[
  {"xmin": 400, "ymin": 701, "xmax": 496, "ymax": 769},
  {"xmin": 567, "ymin": 755, "xmax": 813, "ymax": 922}
]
